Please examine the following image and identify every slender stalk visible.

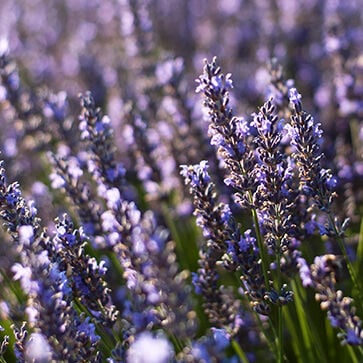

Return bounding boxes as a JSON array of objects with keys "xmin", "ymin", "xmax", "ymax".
[
  {"xmin": 355, "ymin": 217, "xmax": 363, "ymax": 277},
  {"xmin": 232, "ymin": 272, "xmax": 277, "ymax": 358},
  {"xmin": 345, "ymin": 344, "xmax": 359, "ymax": 363},
  {"xmin": 167, "ymin": 331, "xmax": 184, "ymax": 354},
  {"xmin": 250, "ymin": 207, "xmax": 270, "ymax": 290},
  {"xmin": 255, "ymin": 314, "xmax": 277, "ymax": 358},
  {"xmin": 250, "ymin": 194, "xmax": 284, "ymax": 361},
  {"xmin": 231, "ymin": 339, "xmax": 250, "ymax": 363},
  {"xmin": 283, "ymin": 304, "xmax": 307, "ymax": 363},
  {"xmin": 291, "ymin": 279, "xmax": 326, "ymax": 363},
  {"xmin": 328, "ymin": 214, "xmax": 363, "ymax": 312},
  {"xmin": 161, "ymin": 203, "xmax": 193, "ymax": 271},
  {"xmin": 277, "ymin": 306, "xmax": 283, "ymax": 363},
  {"xmin": 275, "ymin": 244, "xmax": 283, "ymax": 363},
  {"xmin": 325, "ymin": 319, "xmax": 336, "ymax": 362}
]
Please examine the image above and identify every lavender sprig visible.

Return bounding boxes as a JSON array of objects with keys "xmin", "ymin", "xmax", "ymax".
[
  {"xmin": 181, "ymin": 161, "xmax": 269, "ymax": 317},
  {"xmin": 53, "ymin": 213, "xmax": 119, "ymax": 326},
  {"xmin": 195, "ymin": 58, "xmax": 272, "ymax": 300},
  {"xmin": 288, "ymin": 88, "xmax": 363, "ymax": 310},
  {"xmin": 22, "ymin": 246, "xmax": 101, "ymax": 362},
  {"xmin": 0, "ymin": 44, "xmax": 74, "ymax": 157},
  {"xmin": 178, "ymin": 333, "xmax": 229, "ymax": 363},
  {"xmin": 12, "ymin": 322, "xmax": 27, "ymax": 363},
  {"xmin": 123, "ymin": 109, "xmax": 170, "ymax": 200},
  {"xmin": 195, "ymin": 57, "xmax": 258, "ymax": 210},
  {"xmin": 0, "ymin": 160, "xmax": 105, "ymax": 361},
  {"xmin": 287, "ymin": 88, "xmax": 336, "ymax": 212},
  {"xmin": 306, "ymin": 254, "xmax": 363, "ymax": 345},
  {"xmin": 102, "ymin": 196, "xmax": 197, "ymax": 342},
  {"xmin": 0, "ymin": 332, "xmax": 9, "ymax": 362},
  {"xmin": 49, "ymin": 152, "xmax": 106, "ymax": 247},
  {"xmin": 79, "ymin": 92, "xmax": 126, "ymax": 191},
  {"xmin": 252, "ymin": 98, "xmax": 298, "ymax": 260},
  {"xmin": 181, "ymin": 160, "xmax": 265, "ymax": 363}
]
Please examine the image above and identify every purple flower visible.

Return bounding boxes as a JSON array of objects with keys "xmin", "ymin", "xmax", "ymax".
[
  {"xmin": 18, "ymin": 225, "xmax": 35, "ymax": 246},
  {"xmin": 182, "ymin": 160, "xmax": 268, "ymax": 327},
  {"xmin": 297, "ymin": 257, "xmax": 312, "ymax": 287},
  {"xmin": 126, "ymin": 332, "xmax": 174, "ymax": 363},
  {"xmin": 211, "ymin": 328, "xmax": 230, "ymax": 350},
  {"xmin": 288, "ymin": 88, "xmax": 302, "ymax": 112},
  {"xmin": 195, "ymin": 58, "xmax": 258, "ymax": 210},
  {"xmin": 309, "ymin": 254, "xmax": 363, "ymax": 345},
  {"xmin": 11, "ymin": 263, "xmax": 35, "ymax": 294},
  {"xmin": 24, "ymin": 333, "xmax": 52, "ymax": 363},
  {"xmin": 106, "ymin": 187, "xmax": 122, "ymax": 209}
]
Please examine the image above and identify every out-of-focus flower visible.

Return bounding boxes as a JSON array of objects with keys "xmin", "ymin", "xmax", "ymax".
[{"xmin": 126, "ymin": 332, "xmax": 174, "ymax": 363}]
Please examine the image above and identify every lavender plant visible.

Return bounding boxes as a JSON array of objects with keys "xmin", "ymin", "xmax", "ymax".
[
  {"xmin": 191, "ymin": 56, "xmax": 363, "ymax": 361},
  {"xmin": 1, "ymin": 1, "xmax": 363, "ymax": 362}
]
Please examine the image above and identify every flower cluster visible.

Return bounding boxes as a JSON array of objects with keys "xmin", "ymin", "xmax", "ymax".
[
  {"xmin": 194, "ymin": 56, "xmax": 362, "ymax": 359},
  {"xmin": 306, "ymin": 255, "xmax": 363, "ymax": 345},
  {"xmin": 0, "ymin": 161, "xmax": 102, "ymax": 362},
  {"xmin": 181, "ymin": 160, "xmax": 262, "ymax": 353}
]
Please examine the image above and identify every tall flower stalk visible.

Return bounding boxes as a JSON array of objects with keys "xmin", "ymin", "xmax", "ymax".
[
  {"xmin": 288, "ymin": 87, "xmax": 363, "ymax": 311},
  {"xmin": 195, "ymin": 57, "xmax": 297, "ymax": 361}
]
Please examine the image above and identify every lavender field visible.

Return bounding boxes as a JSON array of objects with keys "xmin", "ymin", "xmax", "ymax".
[{"xmin": 1, "ymin": 0, "xmax": 363, "ymax": 362}]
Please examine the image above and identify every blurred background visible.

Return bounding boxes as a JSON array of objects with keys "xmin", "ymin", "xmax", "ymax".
[{"xmin": 0, "ymin": 0, "xmax": 363, "ymax": 232}]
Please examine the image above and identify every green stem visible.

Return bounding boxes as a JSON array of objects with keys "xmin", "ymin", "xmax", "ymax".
[
  {"xmin": 231, "ymin": 339, "xmax": 250, "ymax": 363},
  {"xmin": 328, "ymin": 214, "xmax": 363, "ymax": 312},
  {"xmin": 250, "ymin": 195, "xmax": 285, "ymax": 361},
  {"xmin": 251, "ymin": 207, "xmax": 270, "ymax": 289},
  {"xmin": 108, "ymin": 250, "xmax": 125, "ymax": 277},
  {"xmin": 291, "ymin": 279, "xmax": 326, "ymax": 363},
  {"xmin": 168, "ymin": 331, "xmax": 184, "ymax": 354},
  {"xmin": 255, "ymin": 313, "xmax": 277, "ymax": 357},
  {"xmin": 277, "ymin": 306, "xmax": 283, "ymax": 363},
  {"xmin": 355, "ymin": 217, "xmax": 363, "ymax": 277},
  {"xmin": 346, "ymin": 344, "xmax": 359, "ymax": 363},
  {"xmin": 283, "ymin": 304, "xmax": 307, "ymax": 363},
  {"xmin": 161, "ymin": 203, "xmax": 193, "ymax": 271}
]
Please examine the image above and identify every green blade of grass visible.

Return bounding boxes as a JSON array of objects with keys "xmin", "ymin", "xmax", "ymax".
[
  {"xmin": 291, "ymin": 279, "xmax": 327, "ymax": 363},
  {"xmin": 354, "ymin": 216, "xmax": 363, "ymax": 278}
]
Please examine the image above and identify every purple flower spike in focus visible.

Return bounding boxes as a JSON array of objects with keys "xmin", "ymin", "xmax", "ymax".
[
  {"xmin": 195, "ymin": 57, "xmax": 258, "ymax": 210},
  {"xmin": 181, "ymin": 160, "xmax": 264, "ymax": 355},
  {"xmin": 287, "ymin": 86, "xmax": 335, "ymax": 212}
]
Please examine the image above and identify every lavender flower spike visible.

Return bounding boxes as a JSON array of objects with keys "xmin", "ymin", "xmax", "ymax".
[
  {"xmin": 181, "ymin": 160, "xmax": 269, "ymax": 319},
  {"xmin": 287, "ymin": 87, "xmax": 336, "ymax": 212},
  {"xmin": 0, "ymin": 159, "xmax": 102, "ymax": 361},
  {"xmin": 181, "ymin": 161, "xmax": 244, "ymax": 328},
  {"xmin": 195, "ymin": 57, "xmax": 257, "ymax": 210},
  {"xmin": 309, "ymin": 254, "xmax": 363, "ymax": 345}
]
